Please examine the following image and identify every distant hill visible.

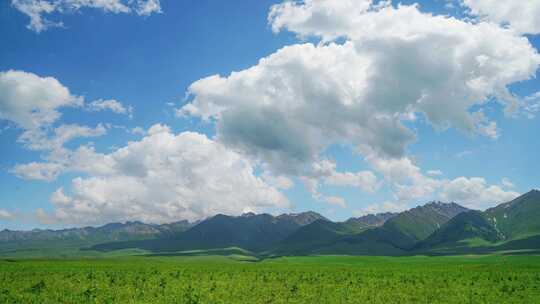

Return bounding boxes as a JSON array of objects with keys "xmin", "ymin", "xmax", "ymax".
[
  {"xmin": 90, "ymin": 212, "xmax": 327, "ymax": 252},
  {"xmin": 0, "ymin": 220, "xmax": 193, "ymax": 244},
  {"xmin": 2, "ymin": 190, "xmax": 540, "ymax": 258},
  {"xmin": 0, "ymin": 220, "xmax": 194, "ymax": 258}
]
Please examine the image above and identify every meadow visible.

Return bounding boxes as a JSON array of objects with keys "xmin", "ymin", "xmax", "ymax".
[{"xmin": 0, "ymin": 254, "xmax": 539, "ymax": 303}]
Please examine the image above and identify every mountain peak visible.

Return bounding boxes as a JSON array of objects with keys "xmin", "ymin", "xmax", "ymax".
[
  {"xmin": 425, "ymin": 201, "xmax": 460, "ymax": 207},
  {"xmin": 420, "ymin": 201, "xmax": 469, "ymax": 215},
  {"xmin": 346, "ymin": 212, "xmax": 397, "ymax": 228},
  {"xmin": 526, "ymin": 189, "xmax": 540, "ymax": 196}
]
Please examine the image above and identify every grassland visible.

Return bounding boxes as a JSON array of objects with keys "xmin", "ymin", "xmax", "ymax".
[{"xmin": 1, "ymin": 254, "xmax": 539, "ymax": 303}]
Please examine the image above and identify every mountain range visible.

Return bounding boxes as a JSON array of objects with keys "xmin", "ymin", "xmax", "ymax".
[{"xmin": 1, "ymin": 190, "xmax": 539, "ymax": 258}]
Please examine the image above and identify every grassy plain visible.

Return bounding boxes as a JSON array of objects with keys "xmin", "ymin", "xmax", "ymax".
[{"xmin": 0, "ymin": 254, "xmax": 539, "ymax": 303}]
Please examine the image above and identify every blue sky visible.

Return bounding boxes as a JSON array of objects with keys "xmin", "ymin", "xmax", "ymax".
[{"xmin": 0, "ymin": 0, "xmax": 539, "ymax": 229}]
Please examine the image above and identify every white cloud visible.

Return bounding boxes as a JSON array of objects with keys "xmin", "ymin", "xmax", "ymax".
[
  {"xmin": 359, "ymin": 148, "xmax": 519, "ymax": 210},
  {"xmin": 181, "ymin": 1, "xmax": 539, "ymax": 204},
  {"xmin": 130, "ymin": 126, "xmax": 146, "ymax": 136},
  {"xmin": 472, "ymin": 110, "xmax": 499, "ymax": 139},
  {"xmin": 440, "ymin": 177, "xmax": 519, "ymax": 210},
  {"xmin": 501, "ymin": 177, "xmax": 515, "ymax": 189},
  {"xmin": 324, "ymin": 168, "xmax": 379, "ymax": 193},
  {"xmin": 11, "ymin": 0, "xmax": 162, "ymax": 32},
  {"xmin": 36, "ymin": 124, "xmax": 288, "ymax": 225},
  {"xmin": 0, "ymin": 70, "xmax": 124, "ymax": 183},
  {"xmin": 146, "ymin": 123, "xmax": 170, "ymax": 135},
  {"xmin": 0, "ymin": 209, "xmax": 15, "ymax": 221},
  {"xmin": 427, "ymin": 170, "xmax": 443, "ymax": 176},
  {"xmin": 136, "ymin": 0, "xmax": 161, "ymax": 16},
  {"xmin": 0, "ymin": 71, "xmax": 121, "ymax": 152},
  {"xmin": 10, "ymin": 123, "xmax": 110, "ymax": 182},
  {"xmin": 0, "ymin": 70, "xmax": 82, "ymax": 130},
  {"xmin": 268, "ymin": 0, "xmax": 540, "ymax": 116},
  {"xmin": 182, "ymin": 42, "xmax": 415, "ymax": 175},
  {"xmin": 50, "ymin": 187, "xmax": 72, "ymax": 205},
  {"xmin": 462, "ymin": 0, "xmax": 540, "ymax": 34},
  {"xmin": 363, "ymin": 151, "xmax": 443, "ymax": 203},
  {"xmin": 293, "ymin": 159, "xmax": 379, "ymax": 206},
  {"xmin": 268, "ymin": 0, "xmax": 374, "ymax": 41},
  {"xmin": 11, "ymin": 162, "xmax": 65, "ymax": 182},
  {"xmin": 17, "ymin": 123, "xmax": 107, "ymax": 151},
  {"xmin": 87, "ymin": 99, "xmax": 133, "ymax": 117},
  {"xmin": 261, "ymin": 172, "xmax": 294, "ymax": 190}
]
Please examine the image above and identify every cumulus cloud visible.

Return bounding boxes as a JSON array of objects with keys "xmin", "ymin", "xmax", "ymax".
[
  {"xmin": 36, "ymin": 124, "xmax": 288, "ymax": 225},
  {"xmin": 50, "ymin": 187, "xmax": 72, "ymax": 205},
  {"xmin": 363, "ymin": 151, "xmax": 443, "ymax": 203},
  {"xmin": 268, "ymin": 1, "xmax": 539, "ymax": 120},
  {"xmin": 0, "ymin": 70, "xmax": 82, "ymax": 130},
  {"xmin": 461, "ymin": 0, "xmax": 540, "ymax": 35},
  {"xmin": 181, "ymin": 1, "xmax": 539, "ymax": 206},
  {"xmin": 11, "ymin": 0, "xmax": 162, "ymax": 32},
  {"xmin": 440, "ymin": 177, "xmax": 520, "ymax": 210},
  {"xmin": 9, "ymin": 122, "xmax": 108, "ymax": 182},
  {"xmin": 359, "ymin": 148, "xmax": 519, "ymax": 210},
  {"xmin": 11, "ymin": 161, "xmax": 66, "ymax": 182},
  {"xmin": 0, "ymin": 209, "xmax": 15, "ymax": 221},
  {"xmin": 87, "ymin": 99, "xmax": 133, "ymax": 117},
  {"xmin": 268, "ymin": 0, "xmax": 374, "ymax": 41},
  {"xmin": 261, "ymin": 172, "xmax": 294, "ymax": 190},
  {"xmin": 323, "ymin": 167, "xmax": 379, "ymax": 193},
  {"xmin": 182, "ymin": 42, "xmax": 415, "ymax": 173},
  {"xmin": 0, "ymin": 70, "xmax": 133, "ymax": 185},
  {"xmin": 18, "ymin": 123, "xmax": 107, "ymax": 151},
  {"xmin": 292, "ymin": 159, "xmax": 380, "ymax": 206}
]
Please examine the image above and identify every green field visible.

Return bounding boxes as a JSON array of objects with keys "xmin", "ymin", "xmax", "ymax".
[{"xmin": 1, "ymin": 254, "xmax": 539, "ymax": 303}]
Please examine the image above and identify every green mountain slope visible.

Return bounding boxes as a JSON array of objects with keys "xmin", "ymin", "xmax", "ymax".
[
  {"xmin": 415, "ymin": 191, "xmax": 540, "ymax": 255},
  {"xmin": 344, "ymin": 212, "xmax": 397, "ymax": 229},
  {"xmin": 175, "ymin": 212, "xmax": 324, "ymax": 251},
  {"xmin": 272, "ymin": 219, "xmax": 364, "ymax": 255},
  {"xmin": 382, "ymin": 202, "xmax": 469, "ymax": 244},
  {"xmin": 484, "ymin": 189, "xmax": 540, "ymax": 240},
  {"xmin": 418, "ymin": 210, "xmax": 501, "ymax": 249},
  {"xmin": 344, "ymin": 202, "xmax": 470, "ymax": 252},
  {"xmin": 272, "ymin": 202, "xmax": 469, "ymax": 256}
]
